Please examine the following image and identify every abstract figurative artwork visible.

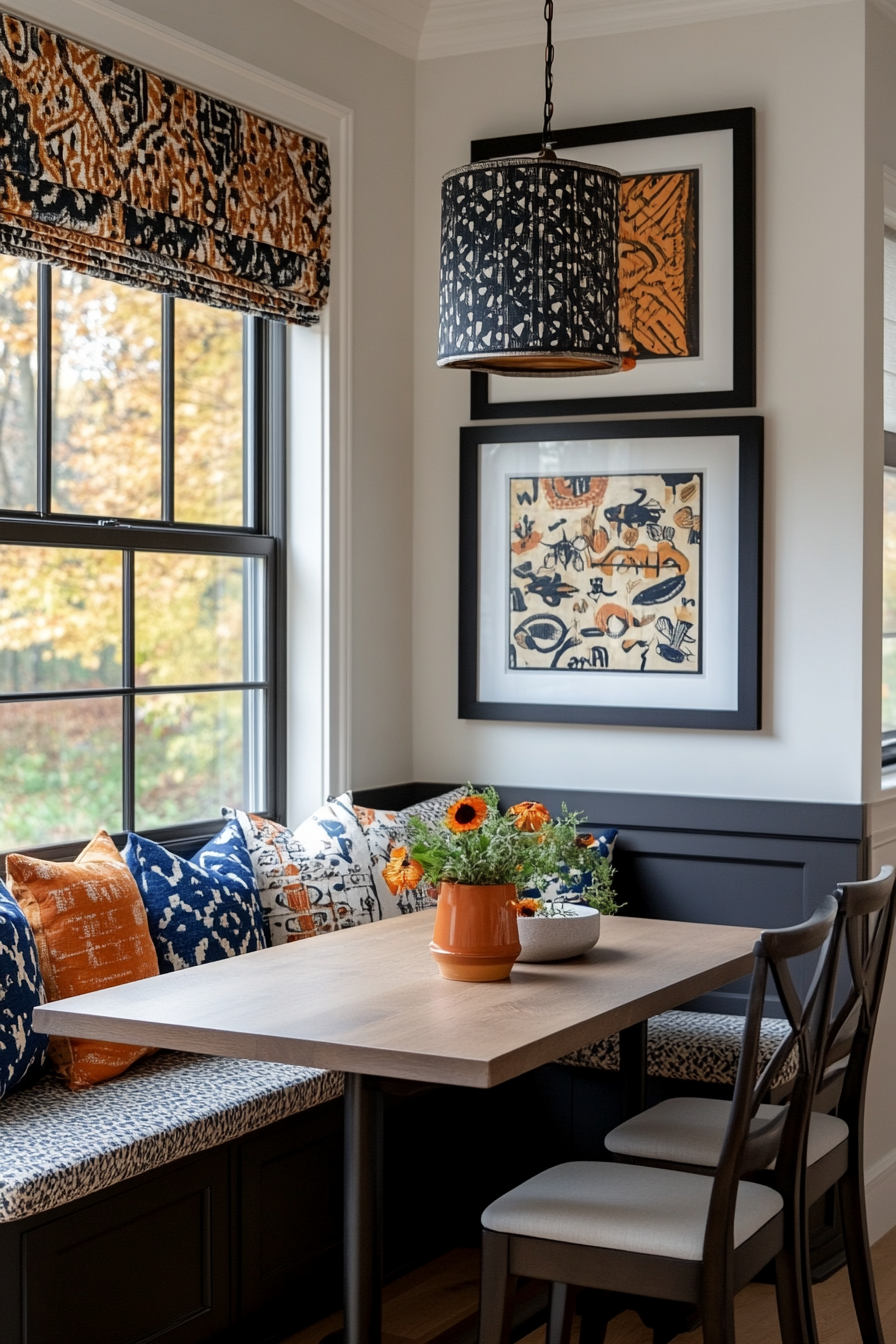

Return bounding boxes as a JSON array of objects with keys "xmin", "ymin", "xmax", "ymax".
[
  {"xmin": 468, "ymin": 107, "xmax": 755, "ymax": 419},
  {"xmin": 509, "ymin": 470, "xmax": 702, "ymax": 675},
  {"xmin": 619, "ymin": 171, "xmax": 698, "ymax": 361},
  {"xmin": 459, "ymin": 417, "xmax": 764, "ymax": 730}
]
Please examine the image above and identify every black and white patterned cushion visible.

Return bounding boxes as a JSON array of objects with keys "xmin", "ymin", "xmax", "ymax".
[
  {"xmin": 0, "ymin": 1051, "xmax": 342, "ymax": 1223},
  {"xmin": 558, "ymin": 1010, "xmax": 798, "ymax": 1087}
]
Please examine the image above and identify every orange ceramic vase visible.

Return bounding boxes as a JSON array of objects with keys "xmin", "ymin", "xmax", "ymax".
[{"xmin": 430, "ymin": 882, "xmax": 521, "ymax": 982}]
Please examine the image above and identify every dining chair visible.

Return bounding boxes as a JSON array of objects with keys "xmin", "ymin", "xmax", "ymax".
[
  {"xmin": 477, "ymin": 897, "xmax": 841, "ymax": 1344},
  {"xmin": 603, "ymin": 866, "xmax": 896, "ymax": 1344}
]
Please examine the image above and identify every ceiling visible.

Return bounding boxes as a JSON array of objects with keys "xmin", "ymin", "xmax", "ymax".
[{"xmin": 293, "ymin": 0, "xmax": 857, "ymax": 60}]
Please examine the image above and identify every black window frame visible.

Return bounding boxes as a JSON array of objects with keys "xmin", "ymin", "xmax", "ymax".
[
  {"xmin": 884, "ymin": 442, "xmax": 896, "ymax": 769},
  {"xmin": 884, "ymin": 226, "xmax": 896, "ymax": 769},
  {"xmin": 0, "ymin": 263, "xmax": 287, "ymax": 862}
]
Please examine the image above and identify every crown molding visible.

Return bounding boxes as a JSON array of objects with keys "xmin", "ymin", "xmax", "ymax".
[
  {"xmin": 293, "ymin": 0, "xmax": 854, "ymax": 61},
  {"xmin": 419, "ymin": 0, "xmax": 852, "ymax": 59},
  {"xmin": 292, "ymin": 0, "xmax": 426, "ymax": 59}
]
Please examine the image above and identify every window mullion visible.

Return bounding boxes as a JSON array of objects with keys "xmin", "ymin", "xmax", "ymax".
[
  {"xmin": 244, "ymin": 316, "xmax": 266, "ymax": 532},
  {"xmin": 161, "ymin": 295, "xmax": 175, "ymax": 522},
  {"xmin": 36, "ymin": 264, "xmax": 52, "ymax": 516},
  {"xmin": 122, "ymin": 549, "xmax": 135, "ymax": 832},
  {"xmin": 267, "ymin": 321, "xmax": 287, "ymax": 822}
]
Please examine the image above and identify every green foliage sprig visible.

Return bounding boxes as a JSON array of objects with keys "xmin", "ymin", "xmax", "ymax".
[
  {"xmin": 526, "ymin": 802, "xmax": 621, "ymax": 916},
  {"xmin": 407, "ymin": 785, "xmax": 620, "ymax": 915}
]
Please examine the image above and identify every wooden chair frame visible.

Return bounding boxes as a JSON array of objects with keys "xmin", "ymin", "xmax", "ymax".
[
  {"xmin": 599, "ymin": 867, "xmax": 895, "ymax": 1344},
  {"xmin": 803, "ymin": 867, "xmax": 896, "ymax": 1344},
  {"xmin": 478, "ymin": 898, "xmax": 841, "ymax": 1344}
]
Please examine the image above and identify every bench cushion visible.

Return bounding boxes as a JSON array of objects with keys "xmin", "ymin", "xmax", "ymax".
[
  {"xmin": 558, "ymin": 1010, "xmax": 799, "ymax": 1087},
  {"xmin": 0, "ymin": 1050, "xmax": 343, "ymax": 1222}
]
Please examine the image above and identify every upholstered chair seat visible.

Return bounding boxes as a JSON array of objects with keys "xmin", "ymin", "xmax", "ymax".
[
  {"xmin": 482, "ymin": 1159, "xmax": 783, "ymax": 1261},
  {"xmin": 605, "ymin": 1096, "xmax": 848, "ymax": 1171}
]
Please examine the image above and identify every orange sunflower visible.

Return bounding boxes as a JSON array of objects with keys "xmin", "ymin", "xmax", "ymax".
[
  {"xmin": 445, "ymin": 795, "xmax": 488, "ymax": 832},
  {"xmin": 513, "ymin": 897, "xmax": 543, "ymax": 917},
  {"xmin": 382, "ymin": 846, "xmax": 425, "ymax": 895},
  {"xmin": 506, "ymin": 800, "xmax": 551, "ymax": 833}
]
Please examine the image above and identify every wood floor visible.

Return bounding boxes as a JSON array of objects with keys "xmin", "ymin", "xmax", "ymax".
[{"xmin": 287, "ymin": 1227, "xmax": 896, "ymax": 1344}]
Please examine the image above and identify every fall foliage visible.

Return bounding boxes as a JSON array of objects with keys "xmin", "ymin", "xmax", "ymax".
[{"xmin": 0, "ymin": 261, "xmax": 256, "ymax": 849}]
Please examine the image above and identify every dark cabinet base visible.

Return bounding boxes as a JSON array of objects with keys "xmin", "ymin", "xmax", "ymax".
[{"xmin": 0, "ymin": 1099, "xmax": 344, "ymax": 1344}]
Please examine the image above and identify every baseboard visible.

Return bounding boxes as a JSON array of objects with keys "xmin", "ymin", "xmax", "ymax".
[{"xmin": 866, "ymin": 1146, "xmax": 896, "ymax": 1244}]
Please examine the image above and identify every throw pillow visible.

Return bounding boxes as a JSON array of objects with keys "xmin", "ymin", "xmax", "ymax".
[
  {"xmin": 227, "ymin": 793, "xmax": 380, "ymax": 945},
  {"xmin": 532, "ymin": 827, "xmax": 619, "ymax": 903},
  {"xmin": 124, "ymin": 819, "xmax": 267, "ymax": 973},
  {"xmin": 0, "ymin": 877, "xmax": 48, "ymax": 1098},
  {"xmin": 353, "ymin": 787, "xmax": 468, "ymax": 915},
  {"xmin": 6, "ymin": 831, "xmax": 159, "ymax": 1090}
]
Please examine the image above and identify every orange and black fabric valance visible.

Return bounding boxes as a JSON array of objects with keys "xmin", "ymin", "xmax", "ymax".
[{"xmin": 0, "ymin": 12, "xmax": 330, "ymax": 324}]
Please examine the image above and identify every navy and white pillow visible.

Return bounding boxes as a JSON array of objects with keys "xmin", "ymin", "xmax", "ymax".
[
  {"xmin": 531, "ymin": 828, "xmax": 619, "ymax": 904},
  {"xmin": 124, "ymin": 820, "xmax": 267, "ymax": 973},
  {"xmin": 0, "ymin": 877, "xmax": 48, "ymax": 1097}
]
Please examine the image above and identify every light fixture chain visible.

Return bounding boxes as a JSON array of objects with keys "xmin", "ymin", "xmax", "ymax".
[{"xmin": 542, "ymin": 0, "xmax": 554, "ymax": 151}]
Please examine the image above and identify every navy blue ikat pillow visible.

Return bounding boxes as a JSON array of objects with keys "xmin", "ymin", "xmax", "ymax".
[
  {"xmin": 124, "ymin": 820, "xmax": 267, "ymax": 974},
  {"xmin": 0, "ymin": 876, "xmax": 48, "ymax": 1097}
]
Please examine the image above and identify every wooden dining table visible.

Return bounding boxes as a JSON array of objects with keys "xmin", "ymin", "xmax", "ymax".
[{"xmin": 33, "ymin": 910, "xmax": 759, "ymax": 1344}]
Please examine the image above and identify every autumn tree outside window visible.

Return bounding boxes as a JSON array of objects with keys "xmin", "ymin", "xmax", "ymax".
[{"xmin": 0, "ymin": 260, "xmax": 286, "ymax": 854}]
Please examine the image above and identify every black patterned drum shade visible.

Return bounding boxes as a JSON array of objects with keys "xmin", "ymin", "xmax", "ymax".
[{"xmin": 438, "ymin": 156, "xmax": 621, "ymax": 375}]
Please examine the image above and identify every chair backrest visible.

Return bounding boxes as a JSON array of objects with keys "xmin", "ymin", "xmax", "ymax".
[
  {"xmin": 815, "ymin": 866, "xmax": 896, "ymax": 1124},
  {"xmin": 703, "ymin": 895, "xmax": 841, "ymax": 1261}
]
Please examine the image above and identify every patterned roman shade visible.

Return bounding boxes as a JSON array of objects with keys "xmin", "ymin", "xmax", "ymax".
[{"xmin": 0, "ymin": 13, "xmax": 330, "ymax": 323}]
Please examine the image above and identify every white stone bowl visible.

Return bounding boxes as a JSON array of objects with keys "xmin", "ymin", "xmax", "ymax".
[{"xmin": 516, "ymin": 903, "xmax": 601, "ymax": 962}]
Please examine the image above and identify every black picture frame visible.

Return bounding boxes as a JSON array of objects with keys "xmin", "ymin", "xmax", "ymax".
[
  {"xmin": 468, "ymin": 107, "xmax": 756, "ymax": 421},
  {"xmin": 459, "ymin": 417, "xmax": 763, "ymax": 730}
]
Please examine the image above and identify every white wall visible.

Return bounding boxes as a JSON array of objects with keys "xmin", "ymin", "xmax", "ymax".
[{"xmin": 413, "ymin": 3, "xmax": 868, "ymax": 803}]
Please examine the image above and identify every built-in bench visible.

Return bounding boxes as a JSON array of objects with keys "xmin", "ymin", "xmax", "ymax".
[
  {"xmin": 0, "ymin": 1051, "xmax": 348, "ymax": 1344},
  {"xmin": 0, "ymin": 1051, "xmax": 343, "ymax": 1224}
]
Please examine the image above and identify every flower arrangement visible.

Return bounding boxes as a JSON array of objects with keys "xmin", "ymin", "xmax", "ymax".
[{"xmin": 388, "ymin": 785, "xmax": 619, "ymax": 915}]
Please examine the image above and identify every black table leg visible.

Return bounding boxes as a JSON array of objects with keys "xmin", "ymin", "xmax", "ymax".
[
  {"xmin": 344, "ymin": 1073, "xmax": 384, "ymax": 1344},
  {"xmin": 619, "ymin": 1021, "xmax": 647, "ymax": 1119}
]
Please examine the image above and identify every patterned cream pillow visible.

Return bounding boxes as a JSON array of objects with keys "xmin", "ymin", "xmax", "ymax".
[
  {"xmin": 353, "ymin": 787, "xmax": 468, "ymax": 916},
  {"xmin": 227, "ymin": 793, "xmax": 380, "ymax": 945}
]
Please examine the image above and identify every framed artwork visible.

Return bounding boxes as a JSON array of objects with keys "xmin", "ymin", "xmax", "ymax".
[
  {"xmin": 468, "ymin": 108, "xmax": 755, "ymax": 420},
  {"xmin": 459, "ymin": 417, "xmax": 763, "ymax": 729}
]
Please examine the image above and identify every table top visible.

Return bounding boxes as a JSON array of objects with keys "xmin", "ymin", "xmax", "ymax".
[{"xmin": 33, "ymin": 912, "xmax": 758, "ymax": 1088}]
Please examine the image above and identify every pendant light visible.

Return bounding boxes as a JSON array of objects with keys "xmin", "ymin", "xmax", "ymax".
[{"xmin": 437, "ymin": 1, "xmax": 625, "ymax": 376}]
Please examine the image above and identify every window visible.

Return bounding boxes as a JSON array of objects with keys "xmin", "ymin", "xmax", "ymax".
[
  {"xmin": 0, "ymin": 263, "xmax": 285, "ymax": 853},
  {"xmin": 884, "ymin": 229, "xmax": 896, "ymax": 766}
]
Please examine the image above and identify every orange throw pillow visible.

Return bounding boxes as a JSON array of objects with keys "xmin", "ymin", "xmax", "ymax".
[{"xmin": 6, "ymin": 830, "xmax": 159, "ymax": 1089}]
